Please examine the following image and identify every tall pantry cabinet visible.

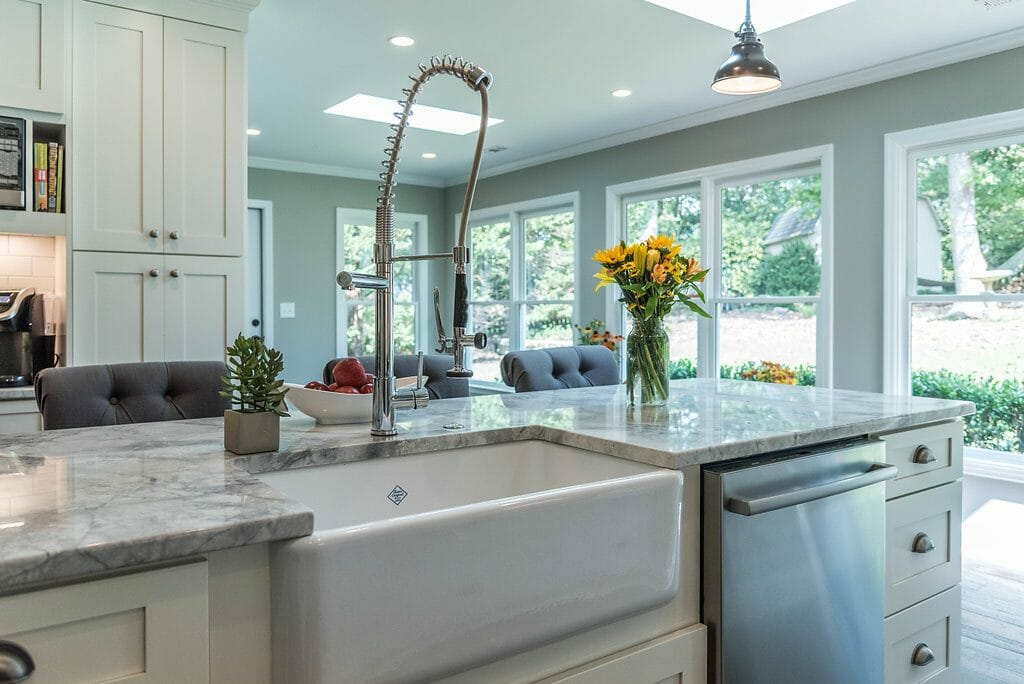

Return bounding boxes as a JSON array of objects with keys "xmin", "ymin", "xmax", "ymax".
[{"xmin": 71, "ymin": 0, "xmax": 245, "ymax": 365}]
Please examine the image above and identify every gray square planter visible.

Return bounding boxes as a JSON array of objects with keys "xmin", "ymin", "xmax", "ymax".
[{"xmin": 224, "ymin": 410, "xmax": 280, "ymax": 455}]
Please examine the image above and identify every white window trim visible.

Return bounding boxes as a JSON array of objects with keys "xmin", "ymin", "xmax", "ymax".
[
  {"xmin": 605, "ymin": 145, "xmax": 834, "ymax": 386},
  {"xmin": 246, "ymin": 199, "xmax": 274, "ymax": 348},
  {"xmin": 335, "ymin": 208, "xmax": 429, "ymax": 358},
  {"xmin": 883, "ymin": 108, "xmax": 1024, "ymax": 395},
  {"xmin": 456, "ymin": 191, "xmax": 581, "ymax": 388}
]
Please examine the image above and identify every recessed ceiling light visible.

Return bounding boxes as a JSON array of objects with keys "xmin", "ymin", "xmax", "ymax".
[
  {"xmin": 421, "ymin": 152, "xmax": 437, "ymax": 159},
  {"xmin": 324, "ymin": 94, "xmax": 503, "ymax": 136},
  {"xmin": 611, "ymin": 89, "xmax": 632, "ymax": 98},
  {"xmin": 388, "ymin": 36, "xmax": 415, "ymax": 47},
  {"xmin": 246, "ymin": 128, "xmax": 261, "ymax": 136},
  {"xmin": 642, "ymin": 0, "xmax": 854, "ymax": 32}
]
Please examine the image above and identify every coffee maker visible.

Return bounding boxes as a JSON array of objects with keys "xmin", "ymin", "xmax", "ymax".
[{"xmin": 0, "ymin": 288, "xmax": 56, "ymax": 386}]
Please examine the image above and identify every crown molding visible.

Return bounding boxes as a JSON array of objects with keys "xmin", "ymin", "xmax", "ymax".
[
  {"xmin": 248, "ymin": 156, "xmax": 447, "ymax": 188},
  {"xmin": 443, "ymin": 25, "xmax": 1024, "ymax": 186},
  {"xmin": 96, "ymin": 0, "xmax": 260, "ymax": 30}
]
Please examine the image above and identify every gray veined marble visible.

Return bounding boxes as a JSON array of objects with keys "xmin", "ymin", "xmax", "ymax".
[{"xmin": 0, "ymin": 379, "xmax": 972, "ymax": 592}]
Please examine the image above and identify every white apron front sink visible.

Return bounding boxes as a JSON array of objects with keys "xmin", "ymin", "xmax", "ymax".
[{"xmin": 257, "ymin": 440, "xmax": 683, "ymax": 684}]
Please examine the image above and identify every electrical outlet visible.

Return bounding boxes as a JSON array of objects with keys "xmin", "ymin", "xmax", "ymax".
[{"xmin": 280, "ymin": 302, "xmax": 296, "ymax": 319}]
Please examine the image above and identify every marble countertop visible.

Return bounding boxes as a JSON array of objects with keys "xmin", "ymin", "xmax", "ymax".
[
  {"xmin": 0, "ymin": 386, "xmax": 35, "ymax": 401},
  {"xmin": 0, "ymin": 380, "xmax": 972, "ymax": 592}
]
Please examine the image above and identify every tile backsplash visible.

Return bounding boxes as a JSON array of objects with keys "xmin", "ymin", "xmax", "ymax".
[{"xmin": 0, "ymin": 235, "xmax": 56, "ymax": 293}]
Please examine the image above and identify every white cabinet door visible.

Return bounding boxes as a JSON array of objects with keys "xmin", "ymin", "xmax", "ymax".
[
  {"xmin": 0, "ymin": 561, "xmax": 209, "ymax": 684},
  {"xmin": 73, "ymin": 1, "xmax": 164, "ymax": 253},
  {"xmin": 0, "ymin": 0, "xmax": 65, "ymax": 113},
  {"xmin": 163, "ymin": 19, "xmax": 244, "ymax": 257},
  {"xmin": 72, "ymin": 251, "xmax": 165, "ymax": 364},
  {"xmin": 163, "ymin": 255, "xmax": 242, "ymax": 361}
]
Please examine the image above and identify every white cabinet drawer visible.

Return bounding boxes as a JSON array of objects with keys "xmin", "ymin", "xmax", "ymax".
[
  {"xmin": 0, "ymin": 561, "xmax": 209, "ymax": 683},
  {"xmin": 885, "ymin": 586, "xmax": 960, "ymax": 684},
  {"xmin": 886, "ymin": 480, "xmax": 961, "ymax": 616},
  {"xmin": 876, "ymin": 422, "xmax": 962, "ymax": 499}
]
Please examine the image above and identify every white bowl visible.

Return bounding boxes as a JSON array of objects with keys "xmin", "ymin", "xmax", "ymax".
[{"xmin": 284, "ymin": 378, "xmax": 416, "ymax": 425}]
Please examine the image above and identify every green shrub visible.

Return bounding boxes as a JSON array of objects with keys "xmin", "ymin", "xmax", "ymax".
[
  {"xmin": 912, "ymin": 369, "xmax": 1024, "ymax": 453},
  {"xmin": 753, "ymin": 241, "xmax": 821, "ymax": 296}
]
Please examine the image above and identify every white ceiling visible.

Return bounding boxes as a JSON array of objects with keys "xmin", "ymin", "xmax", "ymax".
[{"xmin": 247, "ymin": 0, "xmax": 1024, "ymax": 186}]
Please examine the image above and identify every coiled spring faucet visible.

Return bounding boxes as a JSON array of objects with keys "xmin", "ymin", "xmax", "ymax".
[{"xmin": 336, "ymin": 55, "xmax": 492, "ymax": 436}]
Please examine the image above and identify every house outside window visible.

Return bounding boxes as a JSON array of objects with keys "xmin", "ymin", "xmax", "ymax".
[
  {"xmin": 464, "ymin": 193, "xmax": 579, "ymax": 384},
  {"xmin": 607, "ymin": 146, "xmax": 834, "ymax": 387}
]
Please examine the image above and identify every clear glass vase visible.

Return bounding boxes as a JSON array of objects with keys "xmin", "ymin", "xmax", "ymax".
[{"xmin": 626, "ymin": 317, "xmax": 670, "ymax": 407}]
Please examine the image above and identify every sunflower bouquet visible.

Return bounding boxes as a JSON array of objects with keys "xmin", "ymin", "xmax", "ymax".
[{"xmin": 593, "ymin": 235, "xmax": 710, "ymax": 405}]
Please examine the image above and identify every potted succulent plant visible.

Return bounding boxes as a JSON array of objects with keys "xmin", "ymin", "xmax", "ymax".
[{"xmin": 221, "ymin": 333, "xmax": 289, "ymax": 455}]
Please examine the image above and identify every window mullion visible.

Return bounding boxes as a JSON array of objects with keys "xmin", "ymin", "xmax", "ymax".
[{"xmin": 700, "ymin": 175, "xmax": 718, "ymax": 380}]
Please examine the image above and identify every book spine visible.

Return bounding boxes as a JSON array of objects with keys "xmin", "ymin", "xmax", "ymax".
[
  {"xmin": 56, "ymin": 146, "xmax": 64, "ymax": 214},
  {"xmin": 47, "ymin": 142, "xmax": 57, "ymax": 212},
  {"xmin": 34, "ymin": 143, "xmax": 47, "ymax": 211}
]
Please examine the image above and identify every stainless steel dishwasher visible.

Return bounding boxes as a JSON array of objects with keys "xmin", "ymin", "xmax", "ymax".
[{"xmin": 703, "ymin": 439, "xmax": 896, "ymax": 684}]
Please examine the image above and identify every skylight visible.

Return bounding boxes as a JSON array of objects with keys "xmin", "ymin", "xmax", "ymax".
[
  {"xmin": 324, "ymin": 94, "xmax": 503, "ymax": 135},
  {"xmin": 643, "ymin": 0, "xmax": 854, "ymax": 32}
]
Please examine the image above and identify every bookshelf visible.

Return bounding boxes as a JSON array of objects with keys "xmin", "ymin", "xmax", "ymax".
[{"xmin": 0, "ymin": 117, "xmax": 67, "ymax": 237}]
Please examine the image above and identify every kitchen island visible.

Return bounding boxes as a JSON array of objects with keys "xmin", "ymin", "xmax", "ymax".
[{"xmin": 0, "ymin": 379, "xmax": 972, "ymax": 683}]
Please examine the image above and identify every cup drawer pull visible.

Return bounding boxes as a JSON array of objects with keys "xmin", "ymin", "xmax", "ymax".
[
  {"xmin": 912, "ymin": 532, "xmax": 936, "ymax": 554},
  {"xmin": 911, "ymin": 643, "xmax": 935, "ymax": 667},
  {"xmin": 0, "ymin": 639, "xmax": 34, "ymax": 683},
  {"xmin": 913, "ymin": 445, "xmax": 935, "ymax": 464}
]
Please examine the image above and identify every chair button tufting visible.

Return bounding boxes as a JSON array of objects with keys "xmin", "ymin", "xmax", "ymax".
[{"xmin": 109, "ymin": 397, "xmax": 118, "ymax": 405}]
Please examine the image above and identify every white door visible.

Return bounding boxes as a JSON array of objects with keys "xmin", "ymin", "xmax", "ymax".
[
  {"xmin": 163, "ymin": 255, "xmax": 243, "ymax": 361},
  {"xmin": 163, "ymin": 18, "xmax": 244, "ymax": 257},
  {"xmin": 72, "ymin": 251, "xmax": 165, "ymax": 364},
  {"xmin": 245, "ymin": 207, "xmax": 263, "ymax": 338},
  {"xmin": 0, "ymin": 0, "xmax": 65, "ymax": 113},
  {"xmin": 73, "ymin": 1, "xmax": 163, "ymax": 253}
]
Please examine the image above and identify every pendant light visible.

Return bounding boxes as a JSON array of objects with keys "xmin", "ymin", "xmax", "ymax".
[{"xmin": 711, "ymin": 0, "xmax": 782, "ymax": 95}]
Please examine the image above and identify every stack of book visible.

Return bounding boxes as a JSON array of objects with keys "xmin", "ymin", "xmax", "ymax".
[{"xmin": 33, "ymin": 141, "xmax": 64, "ymax": 213}]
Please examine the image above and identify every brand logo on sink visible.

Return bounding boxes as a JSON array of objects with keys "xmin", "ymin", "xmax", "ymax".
[{"xmin": 387, "ymin": 485, "xmax": 408, "ymax": 506}]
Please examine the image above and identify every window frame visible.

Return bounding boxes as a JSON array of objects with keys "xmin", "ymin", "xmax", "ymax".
[
  {"xmin": 605, "ymin": 145, "xmax": 835, "ymax": 386},
  {"xmin": 335, "ymin": 207, "xmax": 429, "ymax": 358},
  {"xmin": 883, "ymin": 109, "xmax": 1024, "ymax": 395},
  {"xmin": 458, "ymin": 192, "xmax": 580, "ymax": 387}
]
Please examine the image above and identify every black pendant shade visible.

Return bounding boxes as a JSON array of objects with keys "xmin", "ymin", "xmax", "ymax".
[{"xmin": 711, "ymin": 2, "xmax": 782, "ymax": 95}]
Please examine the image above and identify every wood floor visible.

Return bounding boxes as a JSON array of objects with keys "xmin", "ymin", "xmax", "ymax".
[{"xmin": 962, "ymin": 560, "xmax": 1024, "ymax": 683}]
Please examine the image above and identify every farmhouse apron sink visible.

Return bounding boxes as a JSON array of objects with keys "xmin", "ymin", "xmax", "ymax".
[{"xmin": 256, "ymin": 440, "xmax": 684, "ymax": 684}]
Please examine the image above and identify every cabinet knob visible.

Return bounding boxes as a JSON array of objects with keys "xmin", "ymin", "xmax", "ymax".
[
  {"xmin": 911, "ymin": 643, "xmax": 935, "ymax": 667},
  {"xmin": 169, "ymin": 269, "xmax": 180, "ymax": 278},
  {"xmin": 149, "ymin": 269, "xmax": 160, "ymax": 277},
  {"xmin": 149, "ymin": 229, "xmax": 160, "ymax": 238},
  {"xmin": 0, "ymin": 639, "xmax": 35, "ymax": 683},
  {"xmin": 912, "ymin": 532, "xmax": 935, "ymax": 554},
  {"xmin": 912, "ymin": 445, "xmax": 935, "ymax": 464},
  {"xmin": 169, "ymin": 231, "xmax": 180, "ymax": 240}
]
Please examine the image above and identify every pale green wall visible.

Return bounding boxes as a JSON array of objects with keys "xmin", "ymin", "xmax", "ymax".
[
  {"xmin": 247, "ymin": 168, "xmax": 448, "ymax": 383},
  {"xmin": 446, "ymin": 47, "xmax": 1024, "ymax": 392}
]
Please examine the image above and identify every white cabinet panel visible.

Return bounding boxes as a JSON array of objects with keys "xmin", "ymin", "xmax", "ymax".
[
  {"xmin": 73, "ymin": 1, "xmax": 163, "ymax": 253},
  {"xmin": 164, "ymin": 255, "xmax": 242, "ymax": 361},
  {"xmin": 884, "ymin": 586, "xmax": 960, "ymax": 684},
  {"xmin": 163, "ymin": 19, "xmax": 244, "ymax": 257},
  {"xmin": 72, "ymin": 251, "xmax": 164, "ymax": 363},
  {"xmin": 0, "ymin": 0, "xmax": 65, "ymax": 113},
  {"xmin": 0, "ymin": 561, "xmax": 209, "ymax": 683}
]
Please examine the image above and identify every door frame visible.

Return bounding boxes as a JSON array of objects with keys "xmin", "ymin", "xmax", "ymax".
[{"xmin": 246, "ymin": 199, "xmax": 275, "ymax": 347}]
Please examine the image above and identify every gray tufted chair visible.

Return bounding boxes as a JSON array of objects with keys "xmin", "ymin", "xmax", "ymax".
[
  {"xmin": 323, "ymin": 354, "xmax": 469, "ymax": 399},
  {"xmin": 34, "ymin": 361, "xmax": 230, "ymax": 430},
  {"xmin": 500, "ymin": 346, "xmax": 620, "ymax": 393}
]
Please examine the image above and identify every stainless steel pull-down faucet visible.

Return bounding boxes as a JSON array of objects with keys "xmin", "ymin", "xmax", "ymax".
[{"xmin": 336, "ymin": 55, "xmax": 492, "ymax": 436}]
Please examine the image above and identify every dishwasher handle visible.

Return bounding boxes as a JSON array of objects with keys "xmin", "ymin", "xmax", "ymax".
[{"xmin": 727, "ymin": 463, "xmax": 898, "ymax": 516}]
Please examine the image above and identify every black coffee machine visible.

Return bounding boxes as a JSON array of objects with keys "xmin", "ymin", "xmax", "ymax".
[{"xmin": 0, "ymin": 288, "xmax": 56, "ymax": 386}]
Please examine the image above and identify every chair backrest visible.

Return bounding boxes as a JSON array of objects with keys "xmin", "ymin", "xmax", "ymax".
[
  {"xmin": 35, "ymin": 361, "xmax": 230, "ymax": 430},
  {"xmin": 322, "ymin": 354, "xmax": 469, "ymax": 399},
  {"xmin": 500, "ymin": 346, "xmax": 620, "ymax": 393}
]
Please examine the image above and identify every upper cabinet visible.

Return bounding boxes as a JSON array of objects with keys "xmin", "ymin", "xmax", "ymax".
[
  {"xmin": 73, "ymin": 1, "xmax": 244, "ymax": 257},
  {"xmin": 0, "ymin": 0, "xmax": 65, "ymax": 113}
]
